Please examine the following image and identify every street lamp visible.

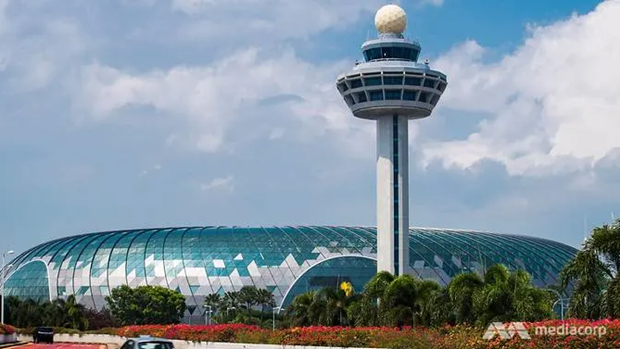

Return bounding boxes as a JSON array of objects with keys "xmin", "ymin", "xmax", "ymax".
[
  {"xmin": 544, "ymin": 288, "xmax": 567, "ymax": 321},
  {"xmin": 552, "ymin": 298, "xmax": 569, "ymax": 321},
  {"xmin": 204, "ymin": 305, "xmax": 213, "ymax": 325},
  {"xmin": 272, "ymin": 306, "xmax": 281, "ymax": 331},
  {"xmin": 1, "ymin": 250, "xmax": 15, "ymax": 325},
  {"xmin": 226, "ymin": 306, "xmax": 236, "ymax": 323}
]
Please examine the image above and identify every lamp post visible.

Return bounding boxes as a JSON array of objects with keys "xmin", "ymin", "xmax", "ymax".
[
  {"xmin": 544, "ymin": 288, "xmax": 567, "ymax": 320},
  {"xmin": 1, "ymin": 250, "xmax": 15, "ymax": 325},
  {"xmin": 272, "ymin": 307, "xmax": 280, "ymax": 331},
  {"xmin": 226, "ymin": 306, "xmax": 236, "ymax": 323},
  {"xmin": 552, "ymin": 298, "xmax": 569, "ymax": 321},
  {"xmin": 204, "ymin": 305, "xmax": 212, "ymax": 325}
]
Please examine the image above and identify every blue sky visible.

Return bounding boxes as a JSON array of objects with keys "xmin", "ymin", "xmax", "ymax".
[{"xmin": 1, "ymin": 0, "xmax": 617, "ymax": 259}]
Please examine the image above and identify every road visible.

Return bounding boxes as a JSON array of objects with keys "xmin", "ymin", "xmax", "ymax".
[{"xmin": 25, "ymin": 344, "xmax": 104, "ymax": 349}]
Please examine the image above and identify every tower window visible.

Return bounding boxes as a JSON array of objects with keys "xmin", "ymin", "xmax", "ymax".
[
  {"xmin": 430, "ymin": 94, "xmax": 440, "ymax": 106},
  {"xmin": 364, "ymin": 77, "xmax": 382, "ymax": 86},
  {"xmin": 403, "ymin": 90, "xmax": 417, "ymax": 101},
  {"xmin": 338, "ymin": 83, "xmax": 349, "ymax": 92},
  {"xmin": 437, "ymin": 82, "xmax": 447, "ymax": 92},
  {"xmin": 369, "ymin": 90, "xmax": 384, "ymax": 101},
  {"xmin": 385, "ymin": 90, "xmax": 402, "ymax": 100},
  {"xmin": 419, "ymin": 92, "xmax": 430, "ymax": 103},
  {"xmin": 344, "ymin": 95, "xmax": 355, "ymax": 106},
  {"xmin": 363, "ymin": 48, "xmax": 382, "ymax": 61},
  {"xmin": 383, "ymin": 76, "xmax": 403, "ymax": 85},
  {"xmin": 423, "ymin": 79, "xmax": 437, "ymax": 88},
  {"xmin": 356, "ymin": 92, "xmax": 368, "ymax": 103},
  {"xmin": 405, "ymin": 77, "xmax": 422, "ymax": 86},
  {"xmin": 349, "ymin": 79, "xmax": 363, "ymax": 88}
]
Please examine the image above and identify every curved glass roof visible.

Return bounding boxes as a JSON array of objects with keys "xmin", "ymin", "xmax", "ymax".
[{"xmin": 1, "ymin": 226, "xmax": 578, "ymax": 316}]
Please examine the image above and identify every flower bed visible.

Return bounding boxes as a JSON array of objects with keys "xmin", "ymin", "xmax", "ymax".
[
  {"xmin": 0, "ymin": 324, "xmax": 17, "ymax": 345},
  {"xmin": 0, "ymin": 324, "xmax": 16, "ymax": 335},
  {"xmin": 98, "ymin": 319, "xmax": 620, "ymax": 349}
]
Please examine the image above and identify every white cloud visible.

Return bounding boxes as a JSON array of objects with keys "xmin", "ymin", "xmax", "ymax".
[
  {"xmin": 268, "ymin": 128, "xmax": 284, "ymax": 140},
  {"xmin": 0, "ymin": 2, "xmax": 87, "ymax": 92},
  {"xmin": 140, "ymin": 164, "xmax": 162, "ymax": 177},
  {"xmin": 74, "ymin": 47, "xmax": 369, "ymax": 154},
  {"xmin": 423, "ymin": 0, "xmax": 620, "ymax": 176},
  {"xmin": 168, "ymin": 0, "xmax": 436, "ymax": 44},
  {"xmin": 200, "ymin": 175, "xmax": 234, "ymax": 192},
  {"xmin": 422, "ymin": 0, "xmax": 444, "ymax": 6}
]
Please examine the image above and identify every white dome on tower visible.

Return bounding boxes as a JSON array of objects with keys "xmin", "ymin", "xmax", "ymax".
[{"xmin": 374, "ymin": 4, "xmax": 407, "ymax": 35}]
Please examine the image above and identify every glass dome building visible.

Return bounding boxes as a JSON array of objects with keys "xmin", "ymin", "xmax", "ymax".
[{"xmin": 1, "ymin": 226, "xmax": 578, "ymax": 321}]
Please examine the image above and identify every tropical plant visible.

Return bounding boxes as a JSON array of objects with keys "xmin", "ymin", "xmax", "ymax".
[
  {"xmin": 238, "ymin": 286, "xmax": 258, "ymax": 315},
  {"xmin": 202, "ymin": 286, "xmax": 276, "ymax": 326},
  {"xmin": 471, "ymin": 264, "xmax": 552, "ymax": 326},
  {"xmin": 53, "ymin": 295, "xmax": 89, "ymax": 330},
  {"xmin": 106, "ymin": 285, "xmax": 186, "ymax": 326},
  {"xmin": 2, "ymin": 295, "xmax": 90, "ymax": 330},
  {"xmin": 448, "ymin": 272, "xmax": 484, "ymax": 324},
  {"xmin": 560, "ymin": 219, "xmax": 620, "ymax": 319}
]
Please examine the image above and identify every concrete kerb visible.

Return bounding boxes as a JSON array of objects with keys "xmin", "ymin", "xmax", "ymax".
[
  {"xmin": 0, "ymin": 342, "xmax": 28, "ymax": 349},
  {"xmin": 17, "ymin": 334, "xmax": 382, "ymax": 349}
]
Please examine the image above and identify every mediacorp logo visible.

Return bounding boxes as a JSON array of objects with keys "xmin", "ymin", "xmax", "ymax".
[
  {"xmin": 483, "ymin": 322, "xmax": 608, "ymax": 340},
  {"xmin": 483, "ymin": 322, "xmax": 530, "ymax": 340}
]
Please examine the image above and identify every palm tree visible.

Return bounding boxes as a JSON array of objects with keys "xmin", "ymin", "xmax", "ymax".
[
  {"xmin": 256, "ymin": 288, "xmax": 275, "ymax": 321},
  {"xmin": 316, "ymin": 286, "xmax": 359, "ymax": 326},
  {"xmin": 363, "ymin": 271, "xmax": 395, "ymax": 302},
  {"xmin": 361, "ymin": 272, "xmax": 442, "ymax": 327},
  {"xmin": 414, "ymin": 280, "xmax": 442, "ymax": 326},
  {"xmin": 472, "ymin": 264, "xmax": 551, "ymax": 326},
  {"xmin": 428, "ymin": 287, "xmax": 455, "ymax": 327},
  {"xmin": 559, "ymin": 219, "xmax": 620, "ymax": 319},
  {"xmin": 204, "ymin": 293, "xmax": 222, "ymax": 324},
  {"xmin": 221, "ymin": 291, "xmax": 240, "ymax": 322},
  {"xmin": 54, "ymin": 295, "xmax": 89, "ymax": 330},
  {"xmin": 560, "ymin": 248, "xmax": 610, "ymax": 318},
  {"xmin": 238, "ymin": 286, "xmax": 258, "ymax": 315},
  {"xmin": 447, "ymin": 272, "xmax": 484, "ymax": 324},
  {"xmin": 286, "ymin": 291, "xmax": 316, "ymax": 327}
]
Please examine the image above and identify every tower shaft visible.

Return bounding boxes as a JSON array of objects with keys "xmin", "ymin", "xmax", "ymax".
[{"xmin": 376, "ymin": 115, "xmax": 409, "ymax": 276}]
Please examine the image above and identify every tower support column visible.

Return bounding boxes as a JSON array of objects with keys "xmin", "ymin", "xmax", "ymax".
[{"xmin": 376, "ymin": 115, "xmax": 409, "ymax": 276}]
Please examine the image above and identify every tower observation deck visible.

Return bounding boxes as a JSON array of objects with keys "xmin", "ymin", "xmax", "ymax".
[{"xmin": 336, "ymin": 4, "xmax": 448, "ymax": 276}]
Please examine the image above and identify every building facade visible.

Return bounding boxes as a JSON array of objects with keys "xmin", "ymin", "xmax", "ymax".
[{"xmin": 2, "ymin": 226, "xmax": 577, "ymax": 321}]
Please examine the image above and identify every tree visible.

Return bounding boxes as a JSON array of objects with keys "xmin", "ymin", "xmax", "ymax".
[
  {"xmin": 204, "ymin": 293, "xmax": 221, "ymax": 323},
  {"xmin": 447, "ymin": 273, "xmax": 484, "ymax": 324},
  {"xmin": 256, "ymin": 288, "xmax": 276, "ymax": 322},
  {"xmin": 559, "ymin": 219, "xmax": 620, "ymax": 319},
  {"xmin": 84, "ymin": 307, "xmax": 116, "ymax": 330},
  {"xmin": 238, "ymin": 286, "xmax": 259, "ymax": 315},
  {"xmin": 285, "ymin": 264, "xmax": 550, "ymax": 328},
  {"xmin": 106, "ymin": 285, "xmax": 186, "ymax": 325},
  {"xmin": 286, "ymin": 291, "xmax": 316, "ymax": 327},
  {"xmin": 53, "ymin": 295, "xmax": 89, "ymax": 330},
  {"xmin": 428, "ymin": 288, "xmax": 455, "ymax": 327},
  {"xmin": 361, "ymin": 272, "xmax": 442, "ymax": 327},
  {"xmin": 414, "ymin": 280, "xmax": 442, "ymax": 326},
  {"xmin": 472, "ymin": 264, "xmax": 552, "ymax": 326},
  {"xmin": 3, "ymin": 295, "xmax": 92, "ymax": 330}
]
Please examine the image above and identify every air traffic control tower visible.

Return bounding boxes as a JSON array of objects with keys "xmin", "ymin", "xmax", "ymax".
[{"xmin": 336, "ymin": 4, "xmax": 448, "ymax": 276}]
